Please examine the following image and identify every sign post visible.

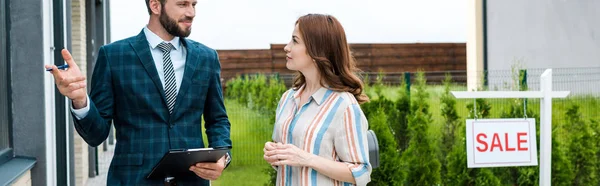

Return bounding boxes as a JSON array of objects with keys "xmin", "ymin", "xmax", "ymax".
[{"xmin": 451, "ymin": 69, "xmax": 570, "ymax": 186}]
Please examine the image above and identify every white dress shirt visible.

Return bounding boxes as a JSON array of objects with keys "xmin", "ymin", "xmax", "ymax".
[{"xmin": 72, "ymin": 26, "xmax": 187, "ymax": 119}]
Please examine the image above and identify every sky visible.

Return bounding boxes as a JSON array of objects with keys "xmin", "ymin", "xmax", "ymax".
[{"xmin": 110, "ymin": 0, "xmax": 467, "ymax": 50}]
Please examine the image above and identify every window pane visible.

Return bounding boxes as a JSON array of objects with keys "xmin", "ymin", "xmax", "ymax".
[{"xmin": 0, "ymin": 0, "xmax": 9, "ymax": 150}]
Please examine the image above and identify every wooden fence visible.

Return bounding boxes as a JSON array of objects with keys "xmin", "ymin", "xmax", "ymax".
[{"xmin": 218, "ymin": 43, "xmax": 466, "ymax": 85}]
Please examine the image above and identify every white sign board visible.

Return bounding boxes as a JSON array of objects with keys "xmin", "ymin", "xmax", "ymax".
[{"xmin": 466, "ymin": 118, "xmax": 538, "ymax": 168}]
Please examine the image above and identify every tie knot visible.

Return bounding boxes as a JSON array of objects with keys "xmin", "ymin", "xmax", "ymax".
[{"xmin": 157, "ymin": 42, "xmax": 174, "ymax": 53}]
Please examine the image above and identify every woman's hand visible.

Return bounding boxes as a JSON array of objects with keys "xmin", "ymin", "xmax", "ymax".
[
  {"xmin": 263, "ymin": 141, "xmax": 280, "ymax": 164},
  {"xmin": 265, "ymin": 143, "xmax": 314, "ymax": 167}
]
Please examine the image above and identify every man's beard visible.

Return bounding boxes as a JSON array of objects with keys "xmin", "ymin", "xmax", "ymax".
[{"xmin": 159, "ymin": 7, "xmax": 192, "ymax": 37}]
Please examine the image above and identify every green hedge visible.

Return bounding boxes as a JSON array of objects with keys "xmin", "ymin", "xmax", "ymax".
[
  {"xmin": 225, "ymin": 71, "xmax": 600, "ymax": 186},
  {"xmin": 225, "ymin": 74, "xmax": 287, "ymax": 122}
]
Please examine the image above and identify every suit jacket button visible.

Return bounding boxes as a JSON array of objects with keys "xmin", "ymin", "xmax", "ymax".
[{"xmin": 169, "ymin": 125, "xmax": 173, "ymax": 129}]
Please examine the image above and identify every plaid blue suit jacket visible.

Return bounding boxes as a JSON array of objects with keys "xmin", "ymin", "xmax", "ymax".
[{"xmin": 73, "ymin": 30, "xmax": 232, "ymax": 185}]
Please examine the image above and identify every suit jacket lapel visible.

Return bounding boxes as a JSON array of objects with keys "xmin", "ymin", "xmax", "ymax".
[
  {"xmin": 170, "ymin": 38, "xmax": 199, "ymax": 120},
  {"xmin": 129, "ymin": 31, "xmax": 170, "ymax": 112}
]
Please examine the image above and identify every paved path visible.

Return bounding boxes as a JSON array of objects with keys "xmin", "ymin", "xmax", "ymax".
[{"xmin": 85, "ymin": 143, "xmax": 114, "ymax": 186}]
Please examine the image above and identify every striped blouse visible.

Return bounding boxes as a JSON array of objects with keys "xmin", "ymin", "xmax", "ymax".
[{"xmin": 271, "ymin": 86, "xmax": 372, "ymax": 186}]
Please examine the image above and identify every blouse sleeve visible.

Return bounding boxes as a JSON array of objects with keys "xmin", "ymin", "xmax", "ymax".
[{"xmin": 333, "ymin": 103, "xmax": 372, "ymax": 186}]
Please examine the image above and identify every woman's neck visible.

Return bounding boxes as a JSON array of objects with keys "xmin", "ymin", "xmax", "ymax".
[{"xmin": 301, "ymin": 68, "xmax": 322, "ymax": 96}]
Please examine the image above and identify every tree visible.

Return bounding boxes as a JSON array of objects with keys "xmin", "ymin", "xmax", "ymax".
[
  {"xmin": 592, "ymin": 119, "xmax": 600, "ymax": 183},
  {"xmin": 439, "ymin": 73, "xmax": 461, "ymax": 181},
  {"xmin": 391, "ymin": 75, "xmax": 411, "ymax": 152},
  {"xmin": 565, "ymin": 104, "xmax": 599, "ymax": 185},
  {"xmin": 445, "ymin": 97, "xmax": 500, "ymax": 185},
  {"xmin": 366, "ymin": 108, "xmax": 405, "ymax": 186},
  {"xmin": 400, "ymin": 71, "xmax": 441, "ymax": 185},
  {"xmin": 550, "ymin": 124, "xmax": 574, "ymax": 186}
]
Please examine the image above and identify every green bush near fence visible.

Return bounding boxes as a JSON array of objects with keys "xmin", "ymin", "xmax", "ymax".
[
  {"xmin": 223, "ymin": 74, "xmax": 287, "ymax": 186},
  {"xmin": 208, "ymin": 100, "xmax": 272, "ymax": 186},
  {"xmin": 219, "ymin": 71, "xmax": 600, "ymax": 186}
]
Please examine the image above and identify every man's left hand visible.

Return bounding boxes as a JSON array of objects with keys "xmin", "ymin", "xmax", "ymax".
[{"xmin": 189, "ymin": 155, "xmax": 227, "ymax": 180}]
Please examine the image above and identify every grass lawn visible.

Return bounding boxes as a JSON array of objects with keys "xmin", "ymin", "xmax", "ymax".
[
  {"xmin": 206, "ymin": 99, "xmax": 273, "ymax": 185},
  {"xmin": 211, "ymin": 165, "xmax": 271, "ymax": 186}
]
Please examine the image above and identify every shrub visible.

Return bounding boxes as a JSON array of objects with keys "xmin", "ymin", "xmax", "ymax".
[
  {"xmin": 400, "ymin": 71, "xmax": 441, "ymax": 185},
  {"xmin": 565, "ymin": 104, "xmax": 599, "ymax": 185},
  {"xmin": 445, "ymin": 94, "xmax": 500, "ymax": 185},
  {"xmin": 365, "ymin": 108, "xmax": 405, "ymax": 186}
]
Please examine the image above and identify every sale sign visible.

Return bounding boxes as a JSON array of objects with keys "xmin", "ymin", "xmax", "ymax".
[{"xmin": 466, "ymin": 118, "xmax": 538, "ymax": 168}]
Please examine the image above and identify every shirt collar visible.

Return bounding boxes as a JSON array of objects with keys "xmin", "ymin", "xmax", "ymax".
[
  {"xmin": 290, "ymin": 85, "xmax": 332, "ymax": 106},
  {"xmin": 143, "ymin": 26, "xmax": 181, "ymax": 51}
]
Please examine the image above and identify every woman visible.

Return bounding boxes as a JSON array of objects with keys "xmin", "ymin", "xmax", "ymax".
[{"xmin": 263, "ymin": 14, "xmax": 371, "ymax": 186}]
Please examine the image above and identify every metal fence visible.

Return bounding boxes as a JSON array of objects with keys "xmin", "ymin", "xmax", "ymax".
[
  {"xmin": 93, "ymin": 67, "xmax": 600, "ymax": 185},
  {"xmin": 226, "ymin": 67, "xmax": 600, "ymax": 166}
]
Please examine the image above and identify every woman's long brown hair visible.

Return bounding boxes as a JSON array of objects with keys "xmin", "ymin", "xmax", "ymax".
[{"xmin": 293, "ymin": 14, "xmax": 369, "ymax": 104}]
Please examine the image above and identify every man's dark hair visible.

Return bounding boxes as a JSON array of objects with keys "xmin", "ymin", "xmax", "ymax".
[{"xmin": 145, "ymin": 0, "xmax": 167, "ymax": 15}]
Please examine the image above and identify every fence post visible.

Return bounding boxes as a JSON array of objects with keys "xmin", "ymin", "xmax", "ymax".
[
  {"xmin": 520, "ymin": 69, "xmax": 528, "ymax": 106},
  {"xmin": 404, "ymin": 72, "xmax": 411, "ymax": 97},
  {"xmin": 519, "ymin": 69, "xmax": 528, "ymax": 91}
]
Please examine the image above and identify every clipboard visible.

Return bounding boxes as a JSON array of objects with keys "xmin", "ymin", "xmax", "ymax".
[{"xmin": 146, "ymin": 146, "xmax": 231, "ymax": 179}]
